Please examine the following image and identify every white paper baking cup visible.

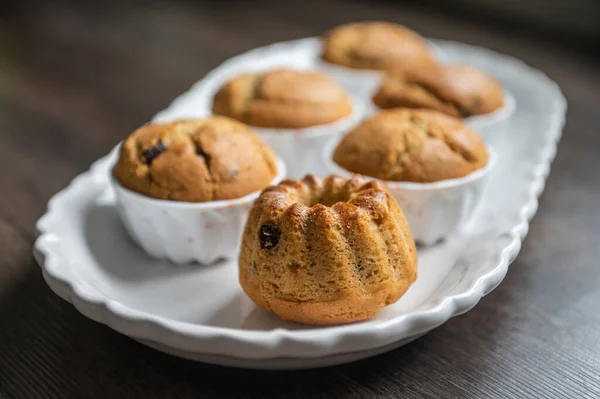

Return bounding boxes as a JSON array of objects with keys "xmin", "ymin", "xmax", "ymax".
[
  {"xmin": 109, "ymin": 158, "xmax": 286, "ymax": 264},
  {"xmin": 323, "ymin": 140, "xmax": 495, "ymax": 246},
  {"xmin": 252, "ymin": 98, "xmax": 364, "ymax": 179}
]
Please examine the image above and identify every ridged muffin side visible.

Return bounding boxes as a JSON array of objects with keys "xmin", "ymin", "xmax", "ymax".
[{"xmin": 239, "ymin": 174, "xmax": 417, "ymax": 325}]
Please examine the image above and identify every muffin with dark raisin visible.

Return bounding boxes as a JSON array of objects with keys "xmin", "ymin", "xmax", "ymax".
[
  {"xmin": 113, "ymin": 116, "xmax": 279, "ymax": 202},
  {"xmin": 238, "ymin": 174, "xmax": 417, "ymax": 324},
  {"xmin": 110, "ymin": 116, "xmax": 284, "ymax": 264}
]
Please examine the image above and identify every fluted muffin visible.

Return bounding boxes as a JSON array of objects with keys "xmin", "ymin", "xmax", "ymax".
[
  {"xmin": 212, "ymin": 69, "xmax": 353, "ymax": 128},
  {"xmin": 333, "ymin": 109, "xmax": 489, "ymax": 182},
  {"xmin": 373, "ymin": 64, "xmax": 505, "ymax": 117},
  {"xmin": 322, "ymin": 21, "xmax": 436, "ymax": 71},
  {"xmin": 113, "ymin": 117, "xmax": 278, "ymax": 202},
  {"xmin": 239, "ymin": 174, "xmax": 417, "ymax": 325}
]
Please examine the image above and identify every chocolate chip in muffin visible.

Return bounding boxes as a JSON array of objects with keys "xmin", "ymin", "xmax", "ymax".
[
  {"xmin": 196, "ymin": 147, "xmax": 208, "ymax": 158},
  {"xmin": 195, "ymin": 146, "xmax": 212, "ymax": 169},
  {"xmin": 142, "ymin": 142, "xmax": 166, "ymax": 164},
  {"xmin": 259, "ymin": 224, "xmax": 281, "ymax": 250}
]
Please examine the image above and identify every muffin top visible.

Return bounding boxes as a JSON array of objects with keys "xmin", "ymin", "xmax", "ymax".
[
  {"xmin": 114, "ymin": 117, "xmax": 278, "ymax": 202},
  {"xmin": 211, "ymin": 69, "xmax": 353, "ymax": 128},
  {"xmin": 333, "ymin": 109, "xmax": 489, "ymax": 182},
  {"xmin": 321, "ymin": 21, "xmax": 436, "ymax": 71},
  {"xmin": 373, "ymin": 64, "xmax": 505, "ymax": 117}
]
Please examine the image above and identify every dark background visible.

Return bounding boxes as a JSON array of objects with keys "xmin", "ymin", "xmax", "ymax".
[{"xmin": 1, "ymin": 1, "xmax": 600, "ymax": 398}]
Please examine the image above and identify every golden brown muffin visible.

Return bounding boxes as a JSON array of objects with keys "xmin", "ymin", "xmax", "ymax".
[
  {"xmin": 113, "ymin": 117, "xmax": 278, "ymax": 202},
  {"xmin": 333, "ymin": 109, "xmax": 489, "ymax": 182},
  {"xmin": 239, "ymin": 174, "xmax": 417, "ymax": 325},
  {"xmin": 321, "ymin": 21, "xmax": 436, "ymax": 71},
  {"xmin": 373, "ymin": 64, "xmax": 505, "ymax": 117},
  {"xmin": 211, "ymin": 69, "xmax": 353, "ymax": 128}
]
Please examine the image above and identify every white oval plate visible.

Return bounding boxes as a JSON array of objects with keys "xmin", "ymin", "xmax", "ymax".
[{"xmin": 34, "ymin": 38, "xmax": 565, "ymax": 370}]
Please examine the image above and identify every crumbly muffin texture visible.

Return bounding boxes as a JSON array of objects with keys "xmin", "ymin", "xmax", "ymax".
[
  {"xmin": 113, "ymin": 117, "xmax": 278, "ymax": 202},
  {"xmin": 239, "ymin": 174, "xmax": 417, "ymax": 325},
  {"xmin": 373, "ymin": 64, "xmax": 505, "ymax": 117},
  {"xmin": 212, "ymin": 69, "xmax": 353, "ymax": 128},
  {"xmin": 333, "ymin": 109, "xmax": 489, "ymax": 182},
  {"xmin": 322, "ymin": 21, "xmax": 436, "ymax": 71}
]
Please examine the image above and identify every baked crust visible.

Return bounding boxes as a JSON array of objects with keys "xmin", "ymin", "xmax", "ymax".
[
  {"xmin": 373, "ymin": 64, "xmax": 505, "ymax": 117},
  {"xmin": 333, "ymin": 109, "xmax": 489, "ymax": 182},
  {"xmin": 212, "ymin": 69, "xmax": 353, "ymax": 128},
  {"xmin": 322, "ymin": 21, "xmax": 436, "ymax": 71},
  {"xmin": 113, "ymin": 117, "xmax": 278, "ymax": 202},
  {"xmin": 239, "ymin": 174, "xmax": 417, "ymax": 325}
]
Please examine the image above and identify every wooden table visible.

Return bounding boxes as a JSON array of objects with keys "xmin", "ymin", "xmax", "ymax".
[{"xmin": 2, "ymin": 1, "xmax": 599, "ymax": 397}]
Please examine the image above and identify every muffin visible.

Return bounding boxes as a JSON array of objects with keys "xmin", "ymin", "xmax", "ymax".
[
  {"xmin": 212, "ymin": 69, "xmax": 362, "ymax": 178},
  {"xmin": 372, "ymin": 64, "xmax": 505, "ymax": 118},
  {"xmin": 239, "ymin": 174, "xmax": 417, "ymax": 325},
  {"xmin": 111, "ymin": 117, "xmax": 285, "ymax": 264},
  {"xmin": 212, "ymin": 68, "xmax": 353, "ymax": 128},
  {"xmin": 333, "ymin": 108, "xmax": 489, "ymax": 182},
  {"xmin": 322, "ymin": 21, "xmax": 436, "ymax": 71},
  {"xmin": 114, "ymin": 117, "xmax": 278, "ymax": 202},
  {"xmin": 327, "ymin": 108, "xmax": 493, "ymax": 245}
]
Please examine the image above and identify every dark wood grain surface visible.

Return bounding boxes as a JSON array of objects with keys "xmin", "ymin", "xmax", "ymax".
[{"xmin": 1, "ymin": 1, "xmax": 600, "ymax": 398}]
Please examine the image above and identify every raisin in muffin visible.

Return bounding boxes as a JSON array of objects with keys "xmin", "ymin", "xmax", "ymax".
[
  {"xmin": 113, "ymin": 117, "xmax": 278, "ymax": 202},
  {"xmin": 239, "ymin": 174, "xmax": 417, "ymax": 324},
  {"xmin": 212, "ymin": 69, "xmax": 353, "ymax": 128},
  {"xmin": 333, "ymin": 109, "xmax": 489, "ymax": 182},
  {"xmin": 321, "ymin": 21, "xmax": 436, "ymax": 71},
  {"xmin": 373, "ymin": 64, "xmax": 505, "ymax": 117}
]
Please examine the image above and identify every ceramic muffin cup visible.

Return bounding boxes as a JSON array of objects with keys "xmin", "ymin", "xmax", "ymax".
[
  {"xmin": 110, "ymin": 158, "xmax": 286, "ymax": 264},
  {"xmin": 252, "ymin": 98, "xmax": 364, "ymax": 179},
  {"xmin": 324, "ymin": 141, "xmax": 495, "ymax": 245}
]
